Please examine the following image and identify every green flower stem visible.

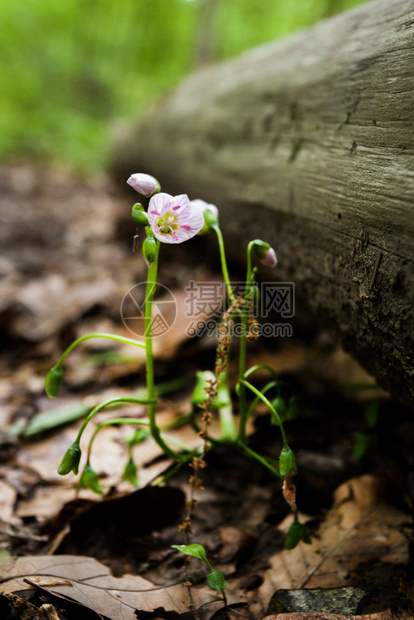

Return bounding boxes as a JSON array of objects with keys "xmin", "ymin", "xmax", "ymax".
[
  {"xmin": 237, "ymin": 241, "xmax": 257, "ymax": 443},
  {"xmin": 240, "ymin": 379, "xmax": 288, "ymax": 445},
  {"xmin": 212, "ymin": 225, "xmax": 235, "ymax": 306},
  {"xmin": 244, "ymin": 364, "xmax": 279, "ymax": 381},
  {"xmin": 238, "ymin": 442, "xmax": 280, "ymax": 477},
  {"xmin": 75, "ymin": 397, "xmax": 155, "ymax": 445},
  {"xmin": 246, "ymin": 380, "xmax": 278, "ymax": 419},
  {"xmin": 211, "ymin": 226, "xmax": 240, "ymax": 440},
  {"xmin": 55, "ymin": 332, "xmax": 145, "ymax": 368},
  {"xmin": 85, "ymin": 417, "xmax": 195, "ymax": 462},
  {"xmin": 144, "ymin": 241, "xmax": 179, "ymax": 461}
]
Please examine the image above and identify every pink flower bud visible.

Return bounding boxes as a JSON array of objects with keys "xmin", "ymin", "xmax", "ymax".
[
  {"xmin": 251, "ymin": 240, "xmax": 278, "ymax": 268},
  {"xmin": 127, "ymin": 173, "xmax": 160, "ymax": 197},
  {"xmin": 260, "ymin": 247, "xmax": 277, "ymax": 268}
]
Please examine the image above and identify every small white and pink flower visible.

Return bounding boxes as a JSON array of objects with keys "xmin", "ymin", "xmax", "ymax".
[
  {"xmin": 127, "ymin": 173, "xmax": 160, "ymax": 197},
  {"xmin": 147, "ymin": 193, "xmax": 205, "ymax": 244}
]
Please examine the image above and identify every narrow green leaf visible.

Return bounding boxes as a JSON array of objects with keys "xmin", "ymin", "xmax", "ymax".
[{"xmin": 22, "ymin": 402, "xmax": 90, "ymax": 437}]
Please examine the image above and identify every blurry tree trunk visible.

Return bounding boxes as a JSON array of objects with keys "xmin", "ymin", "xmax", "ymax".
[{"xmin": 112, "ymin": 0, "xmax": 414, "ymax": 408}]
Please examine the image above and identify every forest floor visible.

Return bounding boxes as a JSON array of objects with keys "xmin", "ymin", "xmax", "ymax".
[{"xmin": 0, "ymin": 164, "xmax": 413, "ymax": 620}]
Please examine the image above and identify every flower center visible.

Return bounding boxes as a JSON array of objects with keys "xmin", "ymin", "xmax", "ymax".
[{"xmin": 158, "ymin": 212, "xmax": 179, "ymax": 236}]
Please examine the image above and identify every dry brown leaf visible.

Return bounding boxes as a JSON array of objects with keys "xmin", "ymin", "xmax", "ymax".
[
  {"xmin": 0, "ymin": 480, "xmax": 17, "ymax": 522},
  {"xmin": 0, "ymin": 555, "xmax": 243, "ymax": 620},
  {"xmin": 12, "ymin": 275, "xmax": 118, "ymax": 342},
  {"xmin": 263, "ymin": 612, "xmax": 395, "ymax": 620},
  {"xmin": 29, "ymin": 576, "xmax": 73, "ymax": 588},
  {"xmin": 151, "ymin": 284, "xmax": 221, "ymax": 359},
  {"xmin": 253, "ymin": 475, "xmax": 410, "ymax": 617}
]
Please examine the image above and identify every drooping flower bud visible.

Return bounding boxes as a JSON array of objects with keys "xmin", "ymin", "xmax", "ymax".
[
  {"xmin": 284, "ymin": 516, "xmax": 311, "ymax": 549},
  {"xmin": 45, "ymin": 364, "xmax": 63, "ymax": 398},
  {"xmin": 279, "ymin": 444, "xmax": 297, "ymax": 477},
  {"xmin": 123, "ymin": 457, "xmax": 139, "ymax": 487},
  {"xmin": 77, "ymin": 463, "xmax": 103, "ymax": 495},
  {"xmin": 261, "ymin": 246, "xmax": 277, "ymax": 267},
  {"xmin": 58, "ymin": 442, "xmax": 81, "ymax": 475},
  {"xmin": 131, "ymin": 203, "xmax": 149, "ymax": 226},
  {"xmin": 190, "ymin": 199, "xmax": 219, "ymax": 233},
  {"xmin": 251, "ymin": 240, "xmax": 277, "ymax": 268},
  {"xmin": 142, "ymin": 235, "xmax": 157, "ymax": 265},
  {"xmin": 127, "ymin": 173, "xmax": 160, "ymax": 198}
]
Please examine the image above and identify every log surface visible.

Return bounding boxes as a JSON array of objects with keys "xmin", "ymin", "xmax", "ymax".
[{"xmin": 113, "ymin": 0, "xmax": 414, "ymax": 408}]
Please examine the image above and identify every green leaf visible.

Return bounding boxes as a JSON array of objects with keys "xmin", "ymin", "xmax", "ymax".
[
  {"xmin": 77, "ymin": 464, "xmax": 103, "ymax": 495},
  {"xmin": 284, "ymin": 519, "xmax": 311, "ymax": 550},
  {"xmin": 171, "ymin": 544, "xmax": 209, "ymax": 565},
  {"xmin": 123, "ymin": 457, "xmax": 139, "ymax": 487},
  {"xmin": 125, "ymin": 428, "xmax": 150, "ymax": 447},
  {"xmin": 271, "ymin": 396, "xmax": 286, "ymax": 424},
  {"xmin": 207, "ymin": 570, "xmax": 227, "ymax": 591},
  {"xmin": 22, "ymin": 402, "xmax": 90, "ymax": 437}
]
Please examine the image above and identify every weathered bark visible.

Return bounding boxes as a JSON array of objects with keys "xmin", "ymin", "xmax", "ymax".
[{"xmin": 112, "ymin": 0, "xmax": 414, "ymax": 408}]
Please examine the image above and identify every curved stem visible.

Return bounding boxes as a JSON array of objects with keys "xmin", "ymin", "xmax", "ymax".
[
  {"xmin": 56, "ymin": 333, "xmax": 145, "ymax": 369},
  {"xmin": 144, "ymin": 242, "xmax": 179, "ymax": 460},
  {"xmin": 246, "ymin": 380, "xmax": 278, "ymax": 419},
  {"xmin": 85, "ymin": 417, "xmax": 195, "ymax": 462},
  {"xmin": 240, "ymin": 379, "xmax": 288, "ymax": 445},
  {"xmin": 238, "ymin": 442, "xmax": 280, "ymax": 477},
  {"xmin": 237, "ymin": 242, "xmax": 256, "ymax": 443},
  {"xmin": 212, "ymin": 225, "xmax": 235, "ymax": 306},
  {"xmin": 75, "ymin": 397, "xmax": 155, "ymax": 445},
  {"xmin": 244, "ymin": 364, "xmax": 279, "ymax": 381}
]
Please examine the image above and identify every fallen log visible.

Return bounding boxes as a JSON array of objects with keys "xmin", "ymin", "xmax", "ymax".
[{"xmin": 112, "ymin": 0, "xmax": 414, "ymax": 408}]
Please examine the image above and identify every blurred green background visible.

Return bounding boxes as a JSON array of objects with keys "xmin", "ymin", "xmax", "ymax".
[{"xmin": 0, "ymin": 0, "xmax": 366, "ymax": 173}]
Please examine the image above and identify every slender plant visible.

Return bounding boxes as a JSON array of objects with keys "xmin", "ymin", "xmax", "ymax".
[{"xmin": 46, "ymin": 172, "xmax": 309, "ymax": 569}]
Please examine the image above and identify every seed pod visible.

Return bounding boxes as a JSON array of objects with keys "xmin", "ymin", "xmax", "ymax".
[
  {"xmin": 45, "ymin": 365, "xmax": 63, "ymax": 398},
  {"xmin": 142, "ymin": 235, "xmax": 157, "ymax": 264},
  {"xmin": 131, "ymin": 203, "xmax": 149, "ymax": 226},
  {"xmin": 58, "ymin": 443, "xmax": 81, "ymax": 475},
  {"xmin": 279, "ymin": 444, "xmax": 297, "ymax": 477}
]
